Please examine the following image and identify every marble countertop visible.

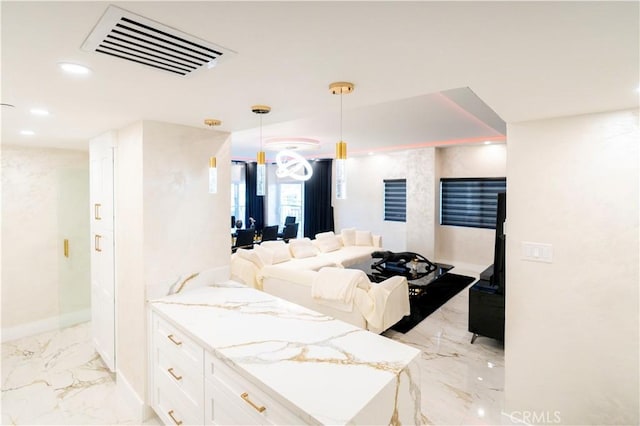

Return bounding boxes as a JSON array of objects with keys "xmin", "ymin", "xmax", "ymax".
[{"xmin": 149, "ymin": 281, "xmax": 422, "ymax": 425}]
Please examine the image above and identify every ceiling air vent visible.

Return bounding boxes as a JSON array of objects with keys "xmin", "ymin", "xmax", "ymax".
[{"xmin": 82, "ymin": 5, "xmax": 235, "ymax": 76}]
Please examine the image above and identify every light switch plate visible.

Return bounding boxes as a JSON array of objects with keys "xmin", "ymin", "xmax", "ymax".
[{"xmin": 521, "ymin": 242, "xmax": 553, "ymax": 263}]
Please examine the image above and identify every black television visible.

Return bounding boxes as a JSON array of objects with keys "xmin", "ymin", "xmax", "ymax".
[{"xmin": 491, "ymin": 192, "xmax": 506, "ymax": 294}]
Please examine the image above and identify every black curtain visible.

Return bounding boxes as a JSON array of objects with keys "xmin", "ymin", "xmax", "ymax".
[
  {"xmin": 304, "ymin": 159, "xmax": 334, "ymax": 238},
  {"xmin": 244, "ymin": 162, "xmax": 265, "ymax": 231}
]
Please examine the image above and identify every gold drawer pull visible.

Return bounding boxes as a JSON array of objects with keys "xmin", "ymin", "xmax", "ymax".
[
  {"xmin": 94, "ymin": 235, "xmax": 102, "ymax": 252},
  {"xmin": 94, "ymin": 203, "xmax": 102, "ymax": 220},
  {"xmin": 64, "ymin": 239, "xmax": 69, "ymax": 258},
  {"xmin": 167, "ymin": 367, "xmax": 182, "ymax": 381},
  {"xmin": 167, "ymin": 409, "xmax": 183, "ymax": 425},
  {"xmin": 241, "ymin": 392, "xmax": 266, "ymax": 413},
  {"xmin": 167, "ymin": 334, "xmax": 182, "ymax": 346}
]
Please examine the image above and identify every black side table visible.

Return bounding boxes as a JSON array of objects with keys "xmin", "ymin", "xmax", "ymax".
[{"xmin": 468, "ymin": 279, "xmax": 505, "ymax": 343}]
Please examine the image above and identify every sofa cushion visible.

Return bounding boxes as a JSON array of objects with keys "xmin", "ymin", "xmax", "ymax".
[
  {"xmin": 341, "ymin": 228, "xmax": 356, "ymax": 246},
  {"xmin": 236, "ymin": 248, "xmax": 265, "ymax": 269},
  {"xmin": 253, "ymin": 245, "xmax": 274, "ymax": 266},
  {"xmin": 258, "ymin": 241, "xmax": 292, "ymax": 264},
  {"xmin": 314, "ymin": 235, "xmax": 342, "ymax": 253},
  {"xmin": 315, "ymin": 231, "xmax": 335, "ymax": 240},
  {"xmin": 355, "ymin": 230, "xmax": 373, "ymax": 246},
  {"xmin": 289, "ymin": 238, "xmax": 318, "ymax": 259},
  {"xmin": 320, "ymin": 245, "xmax": 378, "ymax": 268}
]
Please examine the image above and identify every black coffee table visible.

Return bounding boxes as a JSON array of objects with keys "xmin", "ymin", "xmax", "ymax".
[{"xmin": 349, "ymin": 258, "xmax": 454, "ymax": 298}]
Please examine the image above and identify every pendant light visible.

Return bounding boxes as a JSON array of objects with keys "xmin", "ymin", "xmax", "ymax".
[
  {"xmin": 330, "ymin": 82, "xmax": 354, "ymax": 200},
  {"xmin": 251, "ymin": 105, "xmax": 270, "ymax": 196},
  {"xmin": 204, "ymin": 118, "xmax": 222, "ymax": 194}
]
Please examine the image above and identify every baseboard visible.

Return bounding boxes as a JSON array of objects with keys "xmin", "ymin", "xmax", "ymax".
[
  {"xmin": 1, "ymin": 308, "xmax": 91, "ymax": 343},
  {"xmin": 116, "ymin": 369, "xmax": 154, "ymax": 423}
]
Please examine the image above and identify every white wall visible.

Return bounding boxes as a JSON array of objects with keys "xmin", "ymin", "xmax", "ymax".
[
  {"xmin": 114, "ymin": 122, "xmax": 146, "ymax": 400},
  {"xmin": 333, "ymin": 144, "xmax": 506, "ymax": 265},
  {"xmin": 333, "ymin": 148, "xmax": 435, "ymax": 257},
  {"xmin": 142, "ymin": 121, "xmax": 231, "ymax": 299},
  {"xmin": 1, "ymin": 146, "xmax": 90, "ymax": 340},
  {"xmin": 115, "ymin": 120, "xmax": 231, "ymax": 404},
  {"xmin": 505, "ymin": 109, "xmax": 639, "ymax": 425},
  {"xmin": 435, "ymin": 144, "xmax": 507, "ymax": 268}
]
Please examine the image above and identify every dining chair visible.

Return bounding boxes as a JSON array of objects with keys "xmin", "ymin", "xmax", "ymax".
[
  {"xmin": 233, "ymin": 229, "xmax": 255, "ymax": 252},
  {"xmin": 261, "ymin": 225, "xmax": 279, "ymax": 242},
  {"xmin": 282, "ymin": 223, "xmax": 299, "ymax": 242}
]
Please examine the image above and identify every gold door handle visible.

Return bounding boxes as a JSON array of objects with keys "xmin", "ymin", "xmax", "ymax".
[
  {"xmin": 241, "ymin": 392, "xmax": 266, "ymax": 413},
  {"xmin": 167, "ymin": 410, "xmax": 183, "ymax": 425},
  {"xmin": 167, "ymin": 334, "xmax": 182, "ymax": 346},
  {"xmin": 94, "ymin": 235, "xmax": 102, "ymax": 252},
  {"xmin": 94, "ymin": 203, "xmax": 102, "ymax": 220},
  {"xmin": 167, "ymin": 367, "xmax": 182, "ymax": 381},
  {"xmin": 64, "ymin": 239, "xmax": 69, "ymax": 258}
]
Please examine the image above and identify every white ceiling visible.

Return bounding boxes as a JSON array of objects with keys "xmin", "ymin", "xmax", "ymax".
[{"xmin": 2, "ymin": 1, "xmax": 638, "ymax": 160}]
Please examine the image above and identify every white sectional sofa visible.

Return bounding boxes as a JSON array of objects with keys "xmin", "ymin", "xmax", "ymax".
[{"xmin": 230, "ymin": 229, "xmax": 411, "ymax": 333}]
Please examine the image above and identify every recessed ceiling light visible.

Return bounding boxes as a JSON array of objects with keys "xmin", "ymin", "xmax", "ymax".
[
  {"xmin": 484, "ymin": 141, "xmax": 492, "ymax": 145},
  {"xmin": 30, "ymin": 108, "xmax": 50, "ymax": 116},
  {"xmin": 58, "ymin": 62, "xmax": 91, "ymax": 75},
  {"xmin": 20, "ymin": 130, "xmax": 35, "ymax": 136}
]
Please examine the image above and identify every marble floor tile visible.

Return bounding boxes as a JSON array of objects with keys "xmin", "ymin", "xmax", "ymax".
[
  {"xmin": 2, "ymin": 269, "xmax": 505, "ymax": 425},
  {"xmin": 384, "ymin": 266, "xmax": 506, "ymax": 425},
  {"xmin": 1, "ymin": 322, "xmax": 160, "ymax": 426}
]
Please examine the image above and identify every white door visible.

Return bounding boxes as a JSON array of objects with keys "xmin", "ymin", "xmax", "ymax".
[{"xmin": 89, "ymin": 134, "xmax": 115, "ymax": 371}]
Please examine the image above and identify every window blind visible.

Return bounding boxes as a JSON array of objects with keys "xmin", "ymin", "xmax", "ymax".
[
  {"xmin": 384, "ymin": 179, "xmax": 406, "ymax": 222},
  {"xmin": 440, "ymin": 178, "xmax": 506, "ymax": 229}
]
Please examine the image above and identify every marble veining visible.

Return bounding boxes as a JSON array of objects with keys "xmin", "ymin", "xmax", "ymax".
[
  {"xmin": 3, "ymin": 267, "xmax": 506, "ymax": 425},
  {"xmin": 383, "ymin": 266, "xmax": 505, "ymax": 426},
  {"xmin": 151, "ymin": 284, "xmax": 422, "ymax": 425},
  {"xmin": 1, "ymin": 322, "xmax": 160, "ymax": 425},
  {"xmin": 154, "ymin": 298, "xmax": 334, "ymax": 323}
]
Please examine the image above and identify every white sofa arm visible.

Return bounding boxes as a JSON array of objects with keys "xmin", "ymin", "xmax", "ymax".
[
  {"xmin": 365, "ymin": 276, "xmax": 410, "ymax": 333},
  {"xmin": 372, "ymin": 234, "xmax": 382, "ymax": 248},
  {"xmin": 230, "ymin": 255, "xmax": 261, "ymax": 289}
]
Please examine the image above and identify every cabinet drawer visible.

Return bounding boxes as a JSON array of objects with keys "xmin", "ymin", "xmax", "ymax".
[
  {"xmin": 154, "ymin": 345, "xmax": 203, "ymax": 408},
  {"xmin": 154, "ymin": 369, "xmax": 203, "ymax": 425},
  {"xmin": 204, "ymin": 352, "xmax": 305, "ymax": 425},
  {"xmin": 154, "ymin": 314, "xmax": 203, "ymax": 371},
  {"xmin": 205, "ymin": 375, "xmax": 265, "ymax": 425}
]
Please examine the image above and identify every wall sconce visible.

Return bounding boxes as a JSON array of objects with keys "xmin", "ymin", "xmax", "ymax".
[
  {"xmin": 208, "ymin": 156, "xmax": 217, "ymax": 194},
  {"xmin": 204, "ymin": 118, "xmax": 222, "ymax": 194}
]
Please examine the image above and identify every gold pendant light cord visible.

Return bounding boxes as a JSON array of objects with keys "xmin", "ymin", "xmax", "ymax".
[{"xmin": 340, "ymin": 91, "xmax": 343, "ymax": 142}]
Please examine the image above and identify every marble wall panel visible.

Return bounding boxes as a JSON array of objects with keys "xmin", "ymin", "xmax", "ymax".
[{"xmin": 1, "ymin": 146, "xmax": 90, "ymax": 332}]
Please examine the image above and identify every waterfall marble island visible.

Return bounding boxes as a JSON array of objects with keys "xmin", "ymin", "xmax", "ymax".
[{"xmin": 149, "ymin": 281, "xmax": 422, "ymax": 425}]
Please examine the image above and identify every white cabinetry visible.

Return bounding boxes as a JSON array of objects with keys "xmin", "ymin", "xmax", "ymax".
[
  {"xmin": 204, "ymin": 352, "xmax": 305, "ymax": 425},
  {"xmin": 151, "ymin": 314, "xmax": 204, "ymax": 425},
  {"xmin": 89, "ymin": 133, "xmax": 116, "ymax": 371},
  {"xmin": 149, "ymin": 286, "xmax": 421, "ymax": 426},
  {"xmin": 150, "ymin": 312, "xmax": 305, "ymax": 425}
]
